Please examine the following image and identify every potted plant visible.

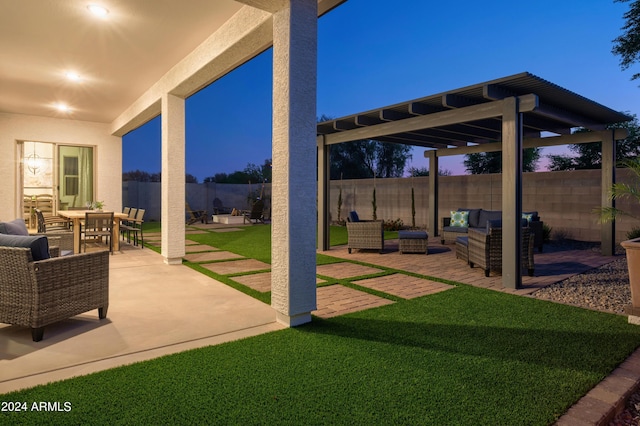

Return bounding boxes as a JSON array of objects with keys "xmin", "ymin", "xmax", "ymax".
[{"xmin": 596, "ymin": 158, "xmax": 640, "ymax": 319}]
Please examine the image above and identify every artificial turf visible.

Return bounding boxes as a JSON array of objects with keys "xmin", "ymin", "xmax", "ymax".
[{"xmin": 2, "ymin": 286, "xmax": 639, "ymax": 425}]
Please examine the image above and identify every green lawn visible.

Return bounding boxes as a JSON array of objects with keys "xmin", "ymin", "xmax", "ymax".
[{"xmin": 4, "ymin": 223, "xmax": 639, "ymax": 424}]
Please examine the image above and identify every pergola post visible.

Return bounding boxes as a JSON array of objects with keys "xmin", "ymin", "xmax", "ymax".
[
  {"xmin": 427, "ymin": 150, "xmax": 439, "ymax": 236},
  {"xmin": 601, "ymin": 129, "xmax": 616, "ymax": 256},
  {"xmin": 501, "ymin": 97, "xmax": 523, "ymax": 289},
  {"xmin": 318, "ymin": 136, "xmax": 330, "ymax": 250},
  {"xmin": 270, "ymin": 0, "xmax": 317, "ymax": 326},
  {"xmin": 161, "ymin": 93, "xmax": 186, "ymax": 265}
]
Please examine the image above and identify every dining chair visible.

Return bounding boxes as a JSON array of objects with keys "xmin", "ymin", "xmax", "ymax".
[{"xmin": 83, "ymin": 212, "xmax": 114, "ymax": 254}]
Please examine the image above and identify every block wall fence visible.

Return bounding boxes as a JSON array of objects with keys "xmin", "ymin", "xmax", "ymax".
[{"xmin": 124, "ymin": 168, "xmax": 640, "ymax": 244}]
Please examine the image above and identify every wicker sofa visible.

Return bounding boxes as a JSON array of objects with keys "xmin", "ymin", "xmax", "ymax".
[
  {"xmin": 457, "ymin": 221, "xmax": 535, "ymax": 277},
  {"xmin": 441, "ymin": 208, "xmax": 544, "ymax": 252},
  {"xmin": 346, "ymin": 211, "xmax": 384, "ymax": 254},
  {"xmin": 0, "ymin": 234, "xmax": 109, "ymax": 341}
]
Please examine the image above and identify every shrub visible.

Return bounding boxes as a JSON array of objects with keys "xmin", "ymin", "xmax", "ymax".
[
  {"xmin": 552, "ymin": 228, "xmax": 572, "ymax": 242},
  {"xmin": 383, "ymin": 218, "xmax": 404, "ymax": 231},
  {"xmin": 627, "ymin": 226, "xmax": 640, "ymax": 240},
  {"xmin": 542, "ymin": 224, "xmax": 552, "ymax": 243}
]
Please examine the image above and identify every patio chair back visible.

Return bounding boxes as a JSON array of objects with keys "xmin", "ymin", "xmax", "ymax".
[
  {"xmin": 83, "ymin": 212, "xmax": 114, "ymax": 254},
  {"xmin": 244, "ymin": 199, "xmax": 265, "ymax": 224}
]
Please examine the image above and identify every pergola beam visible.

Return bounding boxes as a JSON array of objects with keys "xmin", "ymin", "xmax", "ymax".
[
  {"xmin": 318, "ymin": 94, "xmax": 538, "ymax": 146},
  {"xmin": 431, "ymin": 128, "xmax": 629, "ymax": 157}
]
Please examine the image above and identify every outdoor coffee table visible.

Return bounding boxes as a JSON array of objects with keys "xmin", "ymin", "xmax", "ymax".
[{"xmin": 398, "ymin": 230, "xmax": 428, "ymax": 254}]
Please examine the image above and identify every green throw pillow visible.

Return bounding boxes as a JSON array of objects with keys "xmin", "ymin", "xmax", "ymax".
[{"xmin": 450, "ymin": 210, "xmax": 469, "ymax": 227}]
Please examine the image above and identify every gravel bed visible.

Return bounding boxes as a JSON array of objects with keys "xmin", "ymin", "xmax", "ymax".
[
  {"xmin": 529, "ymin": 241, "xmax": 638, "ymax": 425},
  {"xmin": 533, "ymin": 255, "xmax": 630, "ymax": 315}
]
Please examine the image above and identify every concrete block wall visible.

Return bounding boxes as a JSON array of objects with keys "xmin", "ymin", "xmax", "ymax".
[
  {"xmin": 329, "ymin": 169, "xmax": 640, "ymax": 243},
  {"xmin": 124, "ymin": 169, "xmax": 640, "ymax": 243},
  {"xmin": 123, "ymin": 181, "xmax": 271, "ymax": 222}
]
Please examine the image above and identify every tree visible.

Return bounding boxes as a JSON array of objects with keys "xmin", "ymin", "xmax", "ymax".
[
  {"xmin": 407, "ymin": 166, "xmax": 452, "ymax": 176},
  {"xmin": 595, "ymin": 158, "xmax": 640, "ymax": 222},
  {"xmin": 547, "ymin": 115, "xmax": 640, "ymax": 171},
  {"xmin": 319, "ymin": 114, "xmax": 413, "ymax": 179},
  {"xmin": 122, "ymin": 170, "xmax": 195, "ymax": 183},
  {"xmin": 463, "ymin": 148, "xmax": 542, "ymax": 174},
  {"xmin": 329, "ymin": 140, "xmax": 412, "ymax": 179},
  {"xmin": 203, "ymin": 159, "xmax": 272, "ymax": 184},
  {"xmin": 612, "ymin": 0, "xmax": 640, "ymax": 81}
]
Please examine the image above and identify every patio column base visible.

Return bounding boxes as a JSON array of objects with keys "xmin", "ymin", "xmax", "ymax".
[
  {"xmin": 163, "ymin": 256, "xmax": 182, "ymax": 265},
  {"xmin": 276, "ymin": 311, "xmax": 311, "ymax": 327},
  {"xmin": 626, "ymin": 305, "xmax": 640, "ymax": 325}
]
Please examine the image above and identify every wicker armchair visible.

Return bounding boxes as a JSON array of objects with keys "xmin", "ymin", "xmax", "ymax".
[
  {"xmin": 0, "ymin": 244, "xmax": 109, "ymax": 341},
  {"xmin": 346, "ymin": 220, "xmax": 384, "ymax": 253},
  {"xmin": 468, "ymin": 225, "xmax": 534, "ymax": 277}
]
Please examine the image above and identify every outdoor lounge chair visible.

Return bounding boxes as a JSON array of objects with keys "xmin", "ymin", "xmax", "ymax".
[
  {"xmin": 467, "ymin": 220, "xmax": 535, "ymax": 277},
  {"xmin": 186, "ymin": 202, "xmax": 208, "ymax": 224},
  {"xmin": 0, "ymin": 234, "xmax": 109, "ymax": 341},
  {"xmin": 213, "ymin": 198, "xmax": 232, "ymax": 215},
  {"xmin": 345, "ymin": 211, "xmax": 384, "ymax": 254},
  {"xmin": 244, "ymin": 199, "xmax": 265, "ymax": 224}
]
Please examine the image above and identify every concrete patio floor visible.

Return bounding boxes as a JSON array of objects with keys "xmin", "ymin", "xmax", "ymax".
[{"xmin": 0, "ymin": 242, "xmax": 283, "ymax": 394}]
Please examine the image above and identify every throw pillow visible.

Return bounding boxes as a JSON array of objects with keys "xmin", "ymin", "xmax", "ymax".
[
  {"xmin": 450, "ymin": 210, "xmax": 469, "ymax": 227},
  {"xmin": 348, "ymin": 211, "xmax": 360, "ymax": 222},
  {"xmin": 0, "ymin": 218, "xmax": 29, "ymax": 235},
  {"xmin": 0, "ymin": 234, "xmax": 50, "ymax": 261},
  {"xmin": 522, "ymin": 213, "xmax": 534, "ymax": 224}
]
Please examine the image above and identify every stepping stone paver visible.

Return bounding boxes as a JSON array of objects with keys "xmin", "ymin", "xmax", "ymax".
[
  {"xmin": 185, "ymin": 244, "xmax": 220, "ymax": 253},
  {"xmin": 185, "ymin": 229, "xmax": 208, "ymax": 234},
  {"xmin": 232, "ymin": 272, "xmax": 326, "ymax": 292},
  {"xmin": 183, "ymin": 251, "xmax": 243, "ymax": 263},
  {"xmin": 316, "ymin": 262, "xmax": 384, "ymax": 279},
  {"xmin": 354, "ymin": 273, "xmax": 455, "ymax": 299},
  {"xmin": 231, "ymin": 272, "xmax": 272, "ymax": 292},
  {"xmin": 202, "ymin": 259, "xmax": 271, "ymax": 275},
  {"xmin": 313, "ymin": 285, "xmax": 394, "ymax": 318}
]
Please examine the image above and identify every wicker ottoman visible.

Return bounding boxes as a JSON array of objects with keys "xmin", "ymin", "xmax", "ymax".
[{"xmin": 398, "ymin": 230, "xmax": 428, "ymax": 254}]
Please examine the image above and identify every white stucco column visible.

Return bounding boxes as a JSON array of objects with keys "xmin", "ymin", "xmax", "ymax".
[
  {"xmin": 271, "ymin": 0, "xmax": 317, "ymax": 326},
  {"xmin": 161, "ymin": 93, "xmax": 186, "ymax": 264}
]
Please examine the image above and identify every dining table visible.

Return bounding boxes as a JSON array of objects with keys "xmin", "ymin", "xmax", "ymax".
[{"xmin": 58, "ymin": 210, "xmax": 129, "ymax": 253}]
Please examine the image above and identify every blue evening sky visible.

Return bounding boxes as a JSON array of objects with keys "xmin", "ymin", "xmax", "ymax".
[{"xmin": 123, "ymin": 0, "xmax": 640, "ymax": 180}]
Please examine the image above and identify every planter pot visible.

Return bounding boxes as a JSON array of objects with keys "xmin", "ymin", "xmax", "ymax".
[{"xmin": 621, "ymin": 237, "xmax": 640, "ymax": 322}]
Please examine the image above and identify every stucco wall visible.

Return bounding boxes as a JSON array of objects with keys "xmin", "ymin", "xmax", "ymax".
[{"xmin": 0, "ymin": 112, "xmax": 122, "ymax": 221}]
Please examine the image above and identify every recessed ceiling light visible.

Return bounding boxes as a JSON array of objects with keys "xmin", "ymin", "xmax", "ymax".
[
  {"xmin": 55, "ymin": 103, "xmax": 71, "ymax": 113},
  {"xmin": 87, "ymin": 4, "xmax": 109, "ymax": 18},
  {"xmin": 65, "ymin": 71, "xmax": 81, "ymax": 82}
]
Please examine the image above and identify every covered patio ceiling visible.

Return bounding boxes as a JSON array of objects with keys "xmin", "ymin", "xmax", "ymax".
[{"xmin": 317, "ymin": 72, "xmax": 630, "ymax": 149}]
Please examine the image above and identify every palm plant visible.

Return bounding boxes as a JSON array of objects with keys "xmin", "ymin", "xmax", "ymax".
[{"xmin": 596, "ymin": 158, "xmax": 640, "ymax": 223}]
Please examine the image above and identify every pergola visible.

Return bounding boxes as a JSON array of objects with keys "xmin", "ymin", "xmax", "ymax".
[{"xmin": 316, "ymin": 72, "xmax": 631, "ymax": 289}]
